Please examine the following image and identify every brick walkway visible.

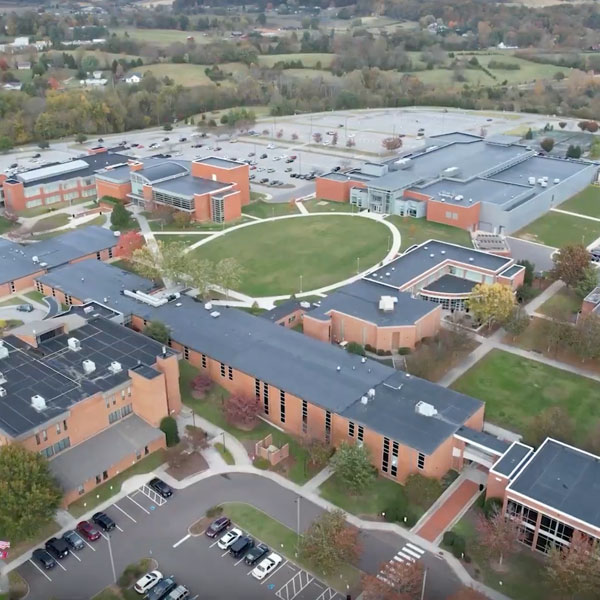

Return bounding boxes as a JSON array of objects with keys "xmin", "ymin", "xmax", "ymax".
[{"xmin": 415, "ymin": 479, "xmax": 481, "ymax": 543}]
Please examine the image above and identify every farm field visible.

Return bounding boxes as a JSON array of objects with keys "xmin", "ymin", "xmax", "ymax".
[
  {"xmin": 133, "ymin": 63, "xmax": 215, "ymax": 86},
  {"xmin": 257, "ymin": 53, "xmax": 335, "ymax": 68}
]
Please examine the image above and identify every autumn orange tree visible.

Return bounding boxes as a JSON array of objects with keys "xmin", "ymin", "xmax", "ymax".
[
  {"xmin": 222, "ymin": 394, "xmax": 261, "ymax": 429},
  {"xmin": 475, "ymin": 507, "xmax": 521, "ymax": 568},
  {"xmin": 362, "ymin": 559, "xmax": 423, "ymax": 600}
]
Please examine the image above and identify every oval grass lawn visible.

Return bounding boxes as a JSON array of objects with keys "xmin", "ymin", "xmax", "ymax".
[{"xmin": 192, "ymin": 215, "xmax": 390, "ymax": 297}]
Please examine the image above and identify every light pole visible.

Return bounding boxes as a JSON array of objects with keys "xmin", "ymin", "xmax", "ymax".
[
  {"xmin": 420, "ymin": 568, "xmax": 427, "ymax": 600},
  {"xmin": 356, "ymin": 257, "xmax": 360, "ymax": 274},
  {"xmin": 295, "ymin": 496, "xmax": 301, "ymax": 554},
  {"xmin": 299, "ymin": 274, "xmax": 303, "ymax": 293},
  {"xmin": 106, "ymin": 532, "xmax": 116, "ymax": 584}
]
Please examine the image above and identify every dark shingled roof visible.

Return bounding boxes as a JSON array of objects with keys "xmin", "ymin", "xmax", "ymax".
[{"xmin": 508, "ymin": 439, "xmax": 600, "ymax": 528}]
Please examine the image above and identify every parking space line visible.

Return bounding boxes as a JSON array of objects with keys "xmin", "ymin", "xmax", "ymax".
[
  {"xmin": 173, "ymin": 534, "xmax": 190, "ymax": 548},
  {"xmin": 115, "ymin": 525, "xmax": 124, "ymax": 533},
  {"xmin": 221, "ymin": 549, "xmax": 231, "ymax": 557},
  {"xmin": 82, "ymin": 539, "xmax": 96, "ymax": 552},
  {"xmin": 260, "ymin": 560, "xmax": 288, "ymax": 585},
  {"xmin": 209, "ymin": 539, "xmax": 220, "ymax": 548},
  {"xmin": 55, "ymin": 560, "xmax": 67, "ymax": 572},
  {"xmin": 234, "ymin": 556, "xmax": 246, "ymax": 566},
  {"xmin": 70, "ymin": 551, "xmax": 82, "ymax": 562},
  {"xmin": 126, "ymin": 495, "xmax": 150, "ymax": 515},
  {"xmin": 113, "ymin": 503, "xmax": 137, "ymax": 523},
  {"xmin": 100, "ymin": 533, "xmax": 108, "ymax": 540},
  {"xmin": 28, "ymin": 560, "xmax": 52, "ymax": 582}
]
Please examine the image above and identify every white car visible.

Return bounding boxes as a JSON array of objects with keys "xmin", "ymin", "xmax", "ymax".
[
  {"xmin": 251, "ymin": 553, "xmax": 283, "ymax": 580},
  {"xmin": 217, "ymin": 527, "xmax": 242, "ymax": 550},
  {"xmin": 267, "ymin": 144, "xmax": 276, "ymax": 149},
  {"xmin": 134, "ymin": 570, "xmax": 162, "ymax": 594}
]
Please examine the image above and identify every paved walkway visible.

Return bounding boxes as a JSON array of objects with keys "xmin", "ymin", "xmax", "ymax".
[
  {"xmin": 301, "ymin": 465, "xmax": 333, "ymax": 492},
  {"xmin": 522, "ymin": 280, "xmax": 564, "ymax": 315}
]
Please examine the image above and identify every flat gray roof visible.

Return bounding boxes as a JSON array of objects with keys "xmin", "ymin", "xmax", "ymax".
[
  {"xmin": 140, "ymin": 162, "xmax": 188, "ymax": 182},
  {"xmin": 259, "ymin": 299, "xmax": 303, "ymax": 323},
  {"xmin": 49, "ymin": 415, "xmax": 162, "ymax": 490},
  {"xmin": 455, "ymin": 426, "xmax": 510, "ymax": 455},
  {"xmin": 492, "ymin": 442, "xmax": 533, "ymax": 478},
  {"xmin": 508, "ymin": 439, "xmax": 600, "ymax": 529},
  {"xmin": 491, "ymin": 156, "xmax": 591, "ymax": 186},
  {"xmin": 342, "ymin": 370, "xmax": 483, "ymax": 455},
  {"xmin": 196, "ymin": 156, "xmax": 246, "ymax": 169},
  {"xmin": 307, "ymin": 279, "xmax": 437, "ymax": 326},
  {"xmin": 421, "ymin": 274, "xmax": 476, "ymax": 295},
  {"xmin": 0, "ymin": 226, "xmax": 117, "ymax": 285},
  {"xmin": 365, "ymin": 240, "xmax": 511, "ymax": 289},
  {"xmin": 154, "ymin": 174, "xmax": 230, "ymax": 197}
]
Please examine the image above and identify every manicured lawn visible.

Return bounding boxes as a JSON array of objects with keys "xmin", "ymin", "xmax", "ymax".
[
  {"xmin": 34, "ymin": 213, "xmax": 70, "ymax": 230},
  {"xmin": 191, "ymin": 215, "xmax": 389, "ymax": 296},
  {"xmin": 68, "ymin": 450, "xmax": 166, "ymax": 517},
  {"xmin": 305, "ymin": 199, "xmax": 357, "ymax": 213},
  {"xmin": 134, "ymin": 63, "xmax": 214, "ymax": 87},
  {"xmin": 386, "ymin": 215, "xmax": 472, "ymax": 250},
  {"xmin": 0, "ymin": 215, "xmax": 16, "ymax": 234},
  {"xmin": 222, "ymin": 502, "xmax": 362, "ymax": 593},
  {"xmin": 215, "ymin": 442, "xmax": 235, "ymax": 465},
  {"xmin": 180, "ymin": 361, "xmax": 318, "ymax": 484},
  {"xmin": 242, "ymin": 200, "xmax": 298, "ymax": 219},
  {"xmin": 451, "ymin": 349, "xmax": 600, "ymax": 445},
  {"xmin": 0, "ymin": 297, "xmax": 22, "ymax": 306},
  {"xmin": 149, "ymin": 216, "xmax": 252, "ymax": 232},
  {"xmin": 515, "ymin": 211, "xmax": 600, "ymax": 248},
  {"xmin": 538, "ymin": 286, "xmax": 581, "ymax": 318},
  {"xmin": 154, "ymin": 234, "xmax": 207, "ymax": 246},
  {"xmin": 257, "ymin": 53, "xmax": 335, "ymax": 68},
  {"xmin": 558, "ymin": 185, "xmax": 600, "ymax": 218},
  {"xmin": 24, "ymin": 290, "xmax": 45, "ymax": 303}
]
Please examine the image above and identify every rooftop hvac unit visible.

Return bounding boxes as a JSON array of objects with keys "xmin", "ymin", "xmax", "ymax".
[
  {"xmin": 82, "ymin": 359, "xmax": 96, "ymax": 374},
  {"xmin": 415, "ymin": 400, "xmax": 438, "ymax": 417},
  {"xmin": 83, "ymin": 306, "xmax": 94, "ymax": 314},
  {"xmin": 40, "ymin": 262, "xmax": 48, "ymax": 267},
  {"xmin": 360, "ymin": 395, "xmax": 369, "ymax": 405},
  {"xmin": 108, "ymin": 361, "xmax": 122, "ymax": 374},
  {"xmin": 454, "ymin": 195, "xmax": 464, "ymax": 202},
  {"xmin": 32, "ymin": 255, "xmax": 39, "ymax": 263},
  {"xmin": 553, "ymin": 178, "xmax": 560, "ymax": 184},
  {"xmin": 541, "ymin": 181, "xmax": 547, "ymax": 188},
  {"xmin": 0, "ymin": 387, "xmax": 6, "ymax": 398},
  {"xmin": 378, "ymin": 295, "xmax": 397, "ymax": 312},
  {"xmin": 367, "ymin": 388, "xmax": 376, "ymax": 399},
  {"xmin": 204, "ymin": 302, "xmax": 213, "ymax": 310},
  {"xmin": 528, "ymin": 176, "xmax": 536, "ymax": 185},
  {"xmin": 31, "ymin": 394, "xmax": 46, "ymax": 411},
  {"xmin": 210, "ymin": 311, "xmax": 221, "ymax": 318},
  {"xmin": 299, "ymin": 301, "xmax": 311, "ymax": 309},
  {"xmin": 68, "ymin": 337, "xmax": 81, "ymax": 351}
]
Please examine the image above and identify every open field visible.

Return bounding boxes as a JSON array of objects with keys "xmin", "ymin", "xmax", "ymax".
[
  {"xmin": 257, "ymin": 53, "xmax": 335, "ymax": 68},
  {"xmin": 558, "ymin": 185, "xmax": 600, "ymax": 218},
  {"xmin": 134, "ymin": 63, "xmax": 215, "ymax": 86},
  {"xmin": 385, "ymin": 215, "xmax": 472, "ymax": 250},
  {"xmin": 110, "ymin": 27, "xmax": 213, "ymax": 45},
  {"xmin": 515, "ymin": 211, "xmax": 600, "ymax": 247},
  {"xmin": 242, "ymin": 199, "xmax": 298, "ymax": 219},
  {"xmin": 192, "ymin": 215, "xmax": 389, "ymax": 296},
  {"xmin": 451, "ymin": 349, "xmax": 600, "ymax": 445},
  {"xmin": 538, "ymin": 286, "xmax": 582, "ymax": 318}
]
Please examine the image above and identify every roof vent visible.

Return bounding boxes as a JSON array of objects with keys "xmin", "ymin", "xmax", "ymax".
[
  {"xmin": 441, "ymin": 250, "xmax": 446, "ymax": 255},
  {"xmin": 361, "ymin": 357, "xmax": 367, "ymax": 363},
  {"xmin": 360, "ymin": 395, "xmax": 368, "ymax": 405},
  {"xmin": 210, "ymin": 311, "xmax": 220, "ymax": 318},
  {"xmin": 204, "ymin": 302, "xmax": 213, "ymax": 310},
  {"xmin": 416, "ymin": 400, "xmax": 438, "ymax": 417},
  {"xmin": 83, "ymin": 305, "xmax": 94, "ymax": 314},
  {"xmin": 40, "ymin": 262, "xmax": 48, "ymax": 267},
  {"xmin": 32, "ymin": 255, "xmax": 39, "ymax": 263},
  {"xmin": 108, "ymin": 361, "xmax": 122, "ymax": 374},
  {"xmin": 336, "ymin": 365, "xmax": 341, "ymax": 372},
  {"xmin": 82, "ymin": 359, "xmax": 96, "ymax": 374},
  {"xmin": 68, "ymin": 337, "xmax": 81, "ymax": 351},
  {"xmin": 430, "ymin": 253, "xmax": 435, "ymax": 258},
  {"xmin": 379, "ymin": 295, "xmax": 397, "ymax": 312},
  {"xmin": 31, "ymin": 394, "xmax": 46, "ymax": 411},
  {"xmin": 385, "ymin": 272, "xmax": 390, "ymax": 277},
  {"xmin": 469, "ymin": 257, "xmax": 474, "ymax": 262},
  {"xmin": 368, "ymin": 388, "xmax": 376, "ymax": 399}
]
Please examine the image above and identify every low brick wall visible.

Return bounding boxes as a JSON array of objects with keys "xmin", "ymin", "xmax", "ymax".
[{"xmin": 254, "ymin": 434, "xmax": 289, "ymax": 466}]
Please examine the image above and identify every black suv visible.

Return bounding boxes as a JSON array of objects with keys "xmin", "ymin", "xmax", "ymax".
[
  {"xmin": 149, "ymin": 477, "xmax": 173, "ymax": 498},
  {"xmin": 92, "ymin": 512, "xmax": 116, "ymax": 532},
  {"xmin": 146, "ymin": 576, "xmax": 177, "ymax": 600},
  {"xmin": 62, "ymin": 530, "xmax": 85, "ymax": 551},
  {"xmin": 32, "ymin": 548, "xmax": 56, "ymax": 569},
  {"xmin": 230, "ymin": 536, "xmax": 254, "ymax": 558},
  {"xmin": 244, "ymin": 543, "xmax": 269, "ymax": 565},
  {"xmin": 205, "ymin": 516, "xmax": 231, "ymax": 538},
  {"xmin": 45, "ymin": 537, "xmax": 69, "ymax": 559}
]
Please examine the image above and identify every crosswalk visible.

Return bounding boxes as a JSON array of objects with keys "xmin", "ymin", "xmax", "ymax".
[{"xmin": 377, "ymin": 542, "xmax": 426, "ymax": 585}]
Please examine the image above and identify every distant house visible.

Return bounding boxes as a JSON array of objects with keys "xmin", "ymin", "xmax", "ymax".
[
  {"xmin": 2, "ymin": 82, "xmax": 22, "ymax": 91},
  {"xmin": 12, "ymin": 36, "xmax": 29, "ymax": 47},
  {"xmin": 124, "ymin": 73, "xmax": 142, "ymax": 84},
  {"xmin": 16, "ymin": 61, "xmax": 31, "ymax": 70},
  {"xmin": 80, "ymin": 78, "xmax": 107, "ymax": 87},
  {"xmin": 92, "ymin": 70, "xmax": 103, "ymax": 79}
]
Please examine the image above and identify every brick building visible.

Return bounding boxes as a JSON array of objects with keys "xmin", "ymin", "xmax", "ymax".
[
  {"xmin": 0, "ymin": 226, "xmax": 117, "ymax": 297},
  {"xmin": 2, "ymin": 152, "xmax": 128, "ymax": 213},
  {"xmin": 0, "ymin": 307, "xmax": 181, "ymax": 506},
  {"xmin": 315, "ymin": 133, "xmax": 597, "ymax": 234},
  {"xmin": 95, "ymin": 156, "xmax": 250, "ymax": 224}
]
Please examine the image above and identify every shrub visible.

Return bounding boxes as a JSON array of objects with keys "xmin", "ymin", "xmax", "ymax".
[
  {"xmin": 443, "ymin": 531, "xmax": 456, "ymax": 547},
  {"xmin": 365, "ymin": 344, "xmax": 375, "ymax": 353},
  {"xmin": 383, "ymin": 496, "xmax": 409, "ymax": 523},
  {"xmin": 223, "ymin": 393, "xmax": 261, "ymax": 428},
  {"xmin": 397, "ymin": 347, "xmax": 411, "ymax": 355},
  {"xmin": 483, "ymin": 497, "xmax": 503, "ymax": 518},
  {"xmin": 206, "ymin": 504, "xmax": 223, "ymax": 518},
  {"xmin": 190, "ymin": 374, "xmax": 213, "ymax": 397},
  {"xmin": 160, "ymin": 416, "xmax": 180, "ymax": 447},
  {"xmin": 118, "ymin": 560, "xmax": 149, "ymax": 588},
  {"xmin": 450, "ymin": 534, "xmax": 466, "ymax": 558},
  {"xmin": 346, "ymin": 341, "xmax": 365, "ymax": 356},
  {"xmin": 253, "ymin": 456, "xmax": 270, "ymax": 470},
  {"xmin": 163, "ymin": 123, "xmax": 173, "ymax": 131},
  {"xmin": 110, "ymin": 202, "xmax": 131, "ymax": 229}
]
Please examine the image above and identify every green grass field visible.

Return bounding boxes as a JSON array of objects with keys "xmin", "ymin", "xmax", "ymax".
[
  {"xmin": 515, "ymin": 211, "xmax": 600, "ymax": 247},
  {"xmin": 242, "ymin": 200, "xmax": 298, "ymax": 219},
  {"xmin": 385, "ymin": 215, "xmax": 472, "ymax": 250},
  {"xmin": 538, "ymin": 286, "xmax": 582, "ymax": 318},
  {"xmin": 451, "ymin": 349, "xmax": 600, "ymax": 445},
  {"xmin": 258, "ymin": 53, "xmax": 335, "ymax": 68},
  {"xmin": 558, "ymin": 186, "xmax": 600, "ymax": 218},
  {"xmin": 134, "ymin": 63, "xmax": 215, "ymax": 87},
  {"xmin": 191, "ymin": 215, "xmax": 389, "ymax": 296},
  {"xmin": 0, "ymin": 215, "xmax": 16, "ymax": 234},
  {"xmin": 305, "ymin": 199, "xmax": 357, "ymax": 213},
  {"xmin": 111, "ymin": 27, "xmax": 213, "ymax": 45},
  {"xmin": 154, "ymin": 233, "xmax": 208, "ymax": 246}
]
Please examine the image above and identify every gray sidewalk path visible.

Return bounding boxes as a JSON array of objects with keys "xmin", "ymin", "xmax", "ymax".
[{"xmin": 300, "ymin": 465, "xmax": 333, "ymax": 492}]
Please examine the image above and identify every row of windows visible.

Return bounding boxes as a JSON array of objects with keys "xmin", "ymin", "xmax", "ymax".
[
  {"xmin": 108, "ymin": 403, "xmax": 133, "ymax": 424},
  {"xmin": 280, "ymin": 390, "xmax": 286, "ymax": 424},
  {"xmin": 347, "ymin": 421, "xmax": 364, "ymax": 442},
  {"xmin": 325, "ymin": 410, "xmax": 331, "ymax": 444},
  {"xmin": 444, "ymin": 211, "xmax": 460, "ymax": 221},
  {"xmin": 219, "ymin": 363, "xmax": 233, "ymax": 381},
  {"xmin": 35, "ymin": 420, "xmax": 68, "ymax": 445},
  {"xmin": 153, "ymin": 190, "xmax": 195, "ymax": 211},
  {"xmin": 39, "ymin": 436, "xmax": 70, "ymax": 459},
  {"xmin": 105, "ymin": 387, "xmax": 131, "ymax": 408},
  {"xmin": 302, "ymin": 399, "xmax": 308, "ymax": 434}
]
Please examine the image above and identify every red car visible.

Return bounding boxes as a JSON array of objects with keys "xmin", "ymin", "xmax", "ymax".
[{"xmin": 77, "ymin": 520, "xmax": 101, "ymax": 541}]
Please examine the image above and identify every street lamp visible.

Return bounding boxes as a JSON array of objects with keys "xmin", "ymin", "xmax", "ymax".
[
  {"xmin": 295, "ymin": 496, "xmax": 301, "ymax": 554},
  {"xmin": 356, "ymin": 257, "xmax": 360, "ymax": 274}
]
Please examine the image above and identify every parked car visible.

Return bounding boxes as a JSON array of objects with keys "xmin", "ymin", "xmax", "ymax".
[
  {"xmin": 16, "ymin": 303, "xmax": 34, "ymax": 312},
  {"xmin": 332, "ymin": 166, "xmax": 341, "ymax": 172},
  {"xmin": 162, "ymin": 137, "xmax": 170, "ymax": 142},
  {"xmin": 76, "ymin": 520, "xmax": 101, "ymax": 541},
  {"xmin": 260, "ymin": 178, "xmax": 269, "ymax": 184},
  {"xmin": 134, "ymin": 570, "xmax": 163, "ymax": 594},
  {"xmin": 217, "ymin": 528, "xmax": 242, "ymax": 550},
  {"xmin": 230, "ymin": 536, "xmax": 254, "ymax": 558},
  {"xmin": 249, "ymin": 174, "xmax": 256, "ymax": 181},
  {"xmin": 285, "ymin": 158, "xmax": 294, "ymax": 163},
  {"xmin": 214, "ymin": 146, "xmax": 222, "ymax": 151},
  {"xmin": 32, "ymin": 549, "xmax": 56, "ymax": 570},
  {"xmin": 251, "ymin": 553, "xmax": 283, "ymax": 580},
  {"xmin": 9, "ymin": 162, "xmax": 17, "ymax": 169},
  {"xmin": 284, "ymin": 167, "xmax": 292, "ymax": 172},
  {"xmin": 45, "ymin": 537, "xmax": 69, "ymax": 559},
  {"xmin": 92, "ymin": 512, "xmax": 115, "ymax": 532},
  {"xmin": 149, "ymin": 477, "xmax": 173, "ymax": 498},
  {"xmin": 272, "ymin": 156, "xmax": 281, "ymax": 161},
  {"xmin": 131, "ymin": 143, "xmax": 139, "ymax": 147},
  {"xmin": 244, "ymin": 543, "xmax": 269, "ymax": 566},
  {"xmin": 191, "ymin": 143, "xmax": 203, "ymax": 148},
  {"xmin": 32, "ymin": 153, "xmax": 41, "ymax": 158},
  {"xmin": 62, "ymin": 530, "xmax": 85, "ymax": 551},
  {"xmin": 267, "ymin": 144, "xmax": 275, "ymax": 149},
  {"xmin": 165, "ymin": 585, "xmax": 189, "ymax": 600},
  {"xmin": 205, "ymin": 516, "xmax": 231, "ymax": 538},
  {"xmin": 179, "ymin": 137, "xmax": 187, "ymax": 142},
  {"xmin": 260, "ymin": 153, "xmax": 268, "ymax": 159},
  {"xmin": 146, "ymin": 576, "xmax": 177, "ymax": 600},
  {"xmin": 267, "ymin": 168, "xmax": 275, "ymax": 173},
  {"xmin": 248, "ymin": 152, "xmax": 255, "ymax": 157}
]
